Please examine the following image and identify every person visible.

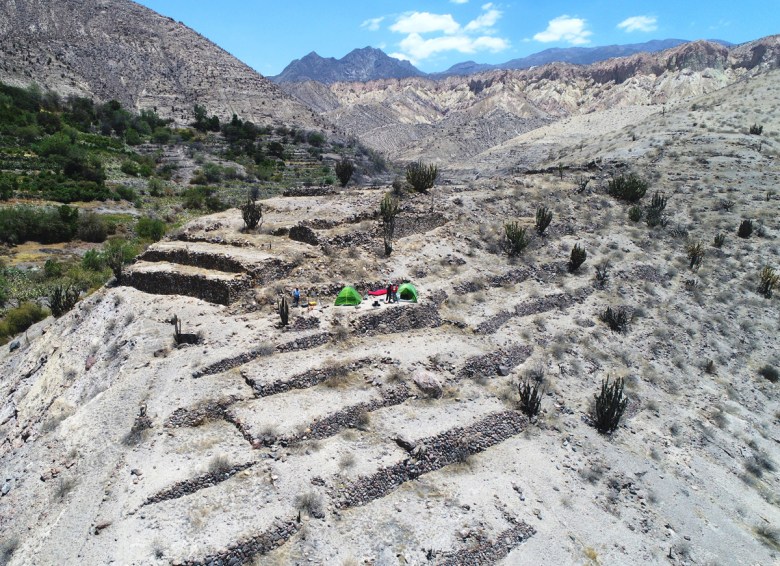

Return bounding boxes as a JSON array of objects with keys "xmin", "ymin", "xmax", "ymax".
[
  {"xmin": 292, "ymin": 287, "xmax": 300, "ymax": 308},
  {"xmin": 385, "ymin": 281, "xmax": 392, "ymax": 303},
  {"xmin": 391, "ymin": 283, "xmax": 399, "ymax": 303}
]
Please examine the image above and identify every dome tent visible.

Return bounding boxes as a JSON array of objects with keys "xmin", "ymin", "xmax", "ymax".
[
  {"xmin": 334, "ymin": 286, "xmax": 362, "ymax": 306},
  {"xmin": 397, "ymin": 282, "xmax": 418, "ymax": 302}
]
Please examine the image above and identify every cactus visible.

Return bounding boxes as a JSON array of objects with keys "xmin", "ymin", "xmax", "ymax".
[
  {"xmin": 713, "ymin": 233, "xmax": 726, "ymax": 248},
  {"xmin": 686, "ymin": 241, "xmax": 704, "ymax": 271},
  {"xmin": 535, "ymin": 206, "xmax": 553, "ymax": 235},
  {"xmin": 600, "ymin": 305, "xmax": 630, "ymax": 332},
  {"xmin": 405, "ymin": 161, "xmax": 438, "ymax": 193},
  {"xmin": 568, "ymin": 244, "xmax": 587, "ymax": 273},
  {"xmin": 593, "ymin": 376, "xmax": 627, "ymax": 434},
  {"xmin": 504, "ymin": 221, "xmax": 528, "ymax": 256},
  {"xmin": 758, "ymin": 266, "xmax": 779, "ymax": 298},
  {"xmin": 278, "ymin": 296, "xmax": 289, "ymax": 326},
  {"xmin": 737, "ymin": 219, "xmax": 753, "ymax": 238},
  {"xmin": 518, "ymin": 379, "xmax": 545, "ymax": 418},
  {"xmin": 241, "ymin": 194, "xmax": 262, "ymax": 230},
  {"xmin": 607, "ymin": 173, "xmax": 648, "ymax": 202},
  {"xmin": 380, "ymin": 192, "xmax": 400, "ymax": 256}
]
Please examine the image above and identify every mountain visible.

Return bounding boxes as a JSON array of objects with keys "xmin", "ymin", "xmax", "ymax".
[
  {"xmin": 434, "ymin": 39, "xmax": 711, "ymax": 76},
  {"xmin": 272, "ymin": 47, "xmax": 424, "ymax": 84},
  {"xmin": 280, "ymin": 36, "xmax": 780, "ymax": 166},
  {"xmin": 0, "ymin": 0, "xmax": 332, "ymax": 131}
]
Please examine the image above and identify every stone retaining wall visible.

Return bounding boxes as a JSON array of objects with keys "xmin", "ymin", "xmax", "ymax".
[
  {"xmin": 395, "ymin": 212, "xmax": 447, "ymax": 239},
  {"xmin": 143, "ymin": 462, "xmax": 256, "ymax": 506},
  {"xmin": 243, "ymin": 358, "xmax": 371, "ymax": 397},
  {"xmin": 125, "ymin": 270, "xmax": 251, "ymax": 306},
  {"xmin": 458, "ymin": 344, "xmax": 532, "ymax": 380},
  {"xmin": 435, "ymin": 520, "xmax": 535, "ymax": 565},
  {"xmin": 140, "ymin": 248, "xmax": 246, "ymax": 273},
  {"xmin": 330, "ymin": 410, "xmax": 527, "ymax": 508},
  {"xmin": 352, "ymin": 303, "xmax": 442, "ymax": 336},
  {"xmin": 475, "ymin": 287, "xmax": 594, "ymax": 334}
]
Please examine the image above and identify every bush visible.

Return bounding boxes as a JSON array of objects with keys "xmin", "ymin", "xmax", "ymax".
[
  {"xmin": 628, "ymin": 205, "xmax": 643, "ymax": 222},
  {"xmin": 749, "ymin": 124, "xmax": 764, "ymax": 135},
  {"xmin": 518, "ymin": 379, "xmax": 544, "ymax": 418},
  {"xmin": 592, "ymin": 377, "xmax": 627, "ymax": 434},
  {"xmin": 104, "ymin": 237, "xmax": 137, "ymax": 283},
  {"xmin": 607, "ymin": 173, "xmax": 647, "ymax": 202},
  {"xmin": 0, "ymin": 302, "xmax": 49, "ymax": 344},
  {"xmin": 136, "ymin": 217, "xmax": 166, "ymax": 241},
  {"xmin": 757, "ymin": 266, "xmax": 779, "ymax": 298},
  {"xmin": 713, "ymin": 233, "xmax": 726, "ymax": 248},
  {"xmin": 307, "ymin": 131, "xmax": 326, "ymax": 147},
  {"xmin": 405, "ymin": 161, "xmax": 438, "ymax": 193},
  {"xmin": 568, "ymin": 244, "xmax": 587, "ymax": 273},
  {"xmin": 120, "ymin": 160, "xmax": 139, "ymax": 176},
  {"xmin": 594, "ymin": 261, "xmax": 610, "ymax": 289},
  {"xmin": 758, "ymin": 364, "xmax": 778, "ymax": 383},
  {"xmin": 600, "ymin": 306, "xmax": 630, "ymax": 332},
  {"xmin": 738, "ymin": 219, "xmax": 753, "ymax": 238},
  {"xmin": 76, "ymin": 212, "xmax": 110, "ymax": 243},
  {"xmin": 504, "ymin": 221, "xmax": 528, "ymax": 256},
  {"xmin": 0, "ymin": 205, "xmax": 78, "ymax": 245},
  {"xmin": 535, "ymin": 206, "xmax": 553, "ymax": 235},
  {"xmin": 44, "ymin": 259, "xmax": 63, "ymax": 278},
  {"xmin": 335, "ymin": 159, "xmax": 355, "ymax": 187},
  {"xmin": 82, "ymin": 249, "xmax": 105, "ymax": 271}
]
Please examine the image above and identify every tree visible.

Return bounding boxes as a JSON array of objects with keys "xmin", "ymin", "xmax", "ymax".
[
  {"xmin": 405, "ymin": 161, "xmax": 438, "ymax": 193},
  {"xmin": 380, "ymin": 192, "xmax": 400, "ymax": 256},
  {"xmin": 335, "ymin": 159, "xmax": 355, "ymax": 187},
  {"xmin": 104, "ymin": 237, "xmax": 136, "ymax": 283}
]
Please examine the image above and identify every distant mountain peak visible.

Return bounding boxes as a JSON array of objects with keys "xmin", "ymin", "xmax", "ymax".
[{"xmin": 273, "ymin": 47, "xmax": 424, "ymax": 84}]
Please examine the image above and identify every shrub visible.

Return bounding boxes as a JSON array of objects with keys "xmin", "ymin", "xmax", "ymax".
[
  {"xmin": 594, "ymin": 261, "xmax": 610, "ymax": 289},
  {"xmin": 295, "ymin": 490, "xmax": 324, "ymax": 518},
  {"xmin": 0, "ymin": 205, "xmax": 78, "ymax": 245},
  {"xmin": 628, "ymin": 205, "xmax": 643, "ymax": 222},
  {"xmin": 737, "ymin": 219, "xmax": 753, "ymax": 238},
  {"xmin": 335, "ymin": 159, "xmax": 355, "ymax": 187},
  {"xmin": 758, "ymin": 364, "xmax": 778, "ymax": 383},
  {"xmin": 0, "ymin": 302, "xmax": 49, "ymax": 344},
  {"xmin": 148, "ymin": 177, "xmax": 164, "ymax": 197},
  {"xmin": 686, "ymin": 241, "xmax": 704, "ymax": 271},
  {"xmin": 600, "ymin": 306, "xmax": 630, "ymax": 332},
  {"xmin": 241, "ymin": 195, "xmax": 262, "ymax": 230},
  {"xmin": 120, "ymin": 160, "xmax": 139, "ymax": 176},
  {"xmin": 44, "ymin": 259, "xmax": 63, "ymax": 278},
  {"xmin": 757, "ymin": 266, "xmax": 779, "ymax": 298},
  {"xmin": 49, "ymin": 284, "xmax": 80, "ymax": 317},
  {"xmin": 136, "ymin": 217, "xmax": 166, "ymax": 241},
  {"xmin": 568, "ymin": 244, "xmax": 587, "ymax": 273},
  {"xmin": 713, "ymin": 233, "xmax": 726, "ymax": 248},
  {"xmin": 592, "ymin": 377, "xmax": 627, "ymax": 434},
  {"xmin": 307, "ymin": 131, "xmax": 326, "ymax": 147},
  {"xmin": 405, "ymin": 161, "xmax": 438, "ymax": 193},
  {"xmin": 380, "ymin": 192, "xmax": 400, "ymax": 256},
  {"xmin": 82, "ymin": 249, "xmax": 105, "ymax": 271},
  {"xmin": 535, "ymin": 206, "xmax": 553, "ymax": 235},
  {"xmin": 607, "ymin": 173, "xmax": 647, "ymax": 202},
  {"xmin": 76, "ymin": 212, "xmax": 110, "ymax": 243},
  {"xmin": 504, "ymin": 222, "xmax": 528, "ymax": 256},
  {"xmin": 518, "ymin": 379, "xmax": 544, "ymax": 418},
  {"xmin": 749, "ymin": 124, "xmax": 763, "ymax": 135}
]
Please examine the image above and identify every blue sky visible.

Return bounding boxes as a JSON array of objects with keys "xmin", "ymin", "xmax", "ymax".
[{"xmin": 135, "ymin": 1, "xmax": 778, "ymax": 75}]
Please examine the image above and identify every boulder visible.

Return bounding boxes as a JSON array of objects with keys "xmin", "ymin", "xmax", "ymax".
[{"xmin": 412, "ymin": 369, "xmax": 442, "ymax": 398}]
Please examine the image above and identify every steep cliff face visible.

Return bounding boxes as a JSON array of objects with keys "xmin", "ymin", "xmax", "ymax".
[
  {"xmin": 281, "ymin": 37, "xmax": 780, "ymax": 163},
  {"xmin": 0, "ymin": 0, "xmax": 334, "ymax": 131}
]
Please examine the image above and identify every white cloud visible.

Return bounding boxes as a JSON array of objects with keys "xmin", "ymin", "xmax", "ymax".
[
  {"xmin": 617, "ymin": 15, "xmax": 657, "ymax": 33},
  {"xmin": 389, "ymin": 52, "xmax": 416, "ymax": 64},
  {"xmin": 390, "ymin": 12, "xmax": 460, "ymax": 35},
  {"xmin": 360, "ymin": 16, "xmax": 385, "ymax": 31},
  {"xmin": 399, "ymin": 32, "xmax": 508, "ymax": 61},
  {"xmin": 389, "ymin": 4, "xmax": 508, "ymax": 63},
  {"xmin": 533, "ymin": 15, "xmax": 592, "ymax": 45},
  {"xmin": 464, "ymin": 7, "xmax": 502, "ymax": 32}
]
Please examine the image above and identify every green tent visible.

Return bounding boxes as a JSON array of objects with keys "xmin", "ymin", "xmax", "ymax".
[
  {"xmin": 398, "ymin": 282, "xmax": 418, "ymax": 302},
  {"xmin": 334, "ymin": 286, "xmax": 362, "ymax": 306}
]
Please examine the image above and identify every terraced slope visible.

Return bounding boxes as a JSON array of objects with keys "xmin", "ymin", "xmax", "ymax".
[{"xmin": 1, "ymin": 70, "xmax": 779, "ymax": 565}]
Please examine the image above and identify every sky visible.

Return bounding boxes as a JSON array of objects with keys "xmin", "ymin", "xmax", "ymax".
[{"xmin": 135, "ymin": 1, "xmax": 778, "ymax": 75}]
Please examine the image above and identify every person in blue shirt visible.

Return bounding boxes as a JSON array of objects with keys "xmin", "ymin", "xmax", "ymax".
[{"xmin": 293, "ymin": 287, "xmax": 301, "ymax": 307}]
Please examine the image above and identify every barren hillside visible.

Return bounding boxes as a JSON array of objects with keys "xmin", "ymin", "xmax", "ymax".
[
  {"xmin": 0, "ymin": 0, "xmax": 333, "ymax": 132},
  {"xmin": 281, "ymin": 37, "xmax": 780, "ymax": 166},
  {"xmin": 1, "ymin": 67, "xmax": 778, "ymax": 565}
]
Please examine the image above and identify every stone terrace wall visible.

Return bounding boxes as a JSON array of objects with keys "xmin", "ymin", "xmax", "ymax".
[{"xmin": 125, "ymin": 270, "xmax": 251, "ymax": 306}]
